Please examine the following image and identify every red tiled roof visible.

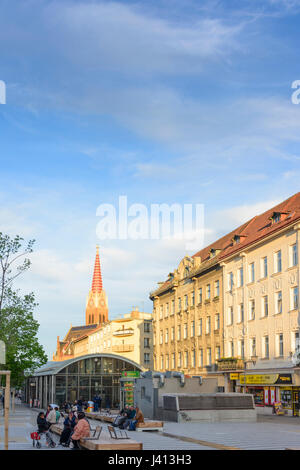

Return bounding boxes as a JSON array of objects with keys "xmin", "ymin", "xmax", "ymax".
[
  {"xmin": 193, "ymin": 192, "xmax": 300, "ymax": 262},
  {"xmin": 150, "ymin": 192, "xmax": 300, "ymax": 297}
]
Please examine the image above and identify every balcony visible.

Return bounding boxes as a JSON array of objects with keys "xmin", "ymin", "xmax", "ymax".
[
  {"xmin": 112, "ymin": 344, "xmax": 134, "ymax": 353},
  {"xmin": 216, "ymin": 357, "xmax": 245, "ymax": 371},
  {"xmin": 112, "ymin": 328, "xmax": 134, "ymax": 337}
]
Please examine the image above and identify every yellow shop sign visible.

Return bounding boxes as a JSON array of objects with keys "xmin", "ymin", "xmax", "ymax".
[
  {"xmin": 230, "ymin": 373, "xmax": 240, "ymax": 380},
  {"xmin": 239, "ymin": 373, "xmax": 292, "ymax": 385}
]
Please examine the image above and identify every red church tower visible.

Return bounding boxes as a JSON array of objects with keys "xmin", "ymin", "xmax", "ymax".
[{"xmin": 85, "ymin": 245, "xmax": 108, "ymax": 325}]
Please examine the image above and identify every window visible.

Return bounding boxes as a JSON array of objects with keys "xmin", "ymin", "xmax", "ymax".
[
  {"xmin": 178, "ymin": 352, "xmax": 182, "ymax": 368},
  {"xmin": 171, "ymin": 299, "xmax": 175, "ymax": 315},
  {"xmin": 215, "ymin": 346, "xmax": 220, "ymax": 360},
  {"xmin": 230, "ymin": 341, "xmax": 234, "ymax": 357},
  {"xmin": 275, "ymin": 250, "xmax": 282, "ymax": 273},
  {"xmin": 264, "ymin": 336, "xmax": 269, "ymax": 358},
  {"xmin": 171, "ymin": 326, "xmax": 175, "ymax": 341},
  {"xmin": 184, "ymin": 351, "xmax": 188, "ymax": 368},
  {"xmin": 240, "ymin": 339, "xmax": 245, "ymax": 359},
  {"xmin": 184, "ymin": 294, "xmax": 188, "ymax": 310},
  {"xmin": 165, "ymin": 303, "xmax": 169, "ymax": 317},
  {"xmin": 275, "ymin": 291, "xmax": 282, "ymax": 314},
  {"xmin": 262, "ymin": 256, "xmax": 268, "ymax": 278},
  {"xmin": 228, "ymin": 306, "xmax": 234, "ymax": 325},
  {"xmin": 198, "ymin": 288, "xmax": 203, "ymax": 304},
  {"xmin": 198, "ymin": 319, "xmax": 202, "ymax": 336},
  {"xmin": 144, "ymin": 353, "xmax": 150, "ymax": 364},
  {"xmin": 191, "ymin": 321, "xmax": 195, "ymax": 337},
  {"xmin": 160, "ymin": 355, "xmax": 164, "ymax": 370},
  {"xmin": 172, "ymin": 353, "xmax": 175, "ymax": 369},
  {"xmin": 191, "ymin": 350, "xmax": 196, "ymax": 368},
  {"xmin": 165, "ymin": 329, "xmax": 169, "ymax": 343},
  {"xmin": 249, "ymin": 262, "xmax": 255, "ymax": 283},
  {"xmin": 262, "ymin": 295, "xmax": 268, "ymax": 317},
  {"xmin": 178, "ymin": 297, "xmax": 182, "ymax": 312},
  {"xmin": 191, "ymin": 291, "xmax": 195, "ymax": 306},
  {"xmin": 166, "ymin": 354, "xmax": 169, "ymax": 369},
  {"xmin": 251, "ymin": 337, "xmax": 256, "ymax": 357},
  {"xmin": 249, "ymin": 299, "xmax": 255, "ymax": 320},
  {"xmin": 278, "ymin": 333, "xmax": 284, "ymax": 357},
  {"xmin": 291, "ymin": 286, "xmax": 299, "ymax": 310},
  {"xmin": 144, "ymin": 337, "xmax": 150, "ymax": 348},
  {"xmin": 160, "ymin": 305, "xmax": 163, "ymax": 319},
  {"xmin": 160, "ymin": 330, "xmax": 163, "ymax": 345},
  {"xmin": 207, "ymin": 348, "xmax": 212, "ymax": 366},
  {"xmin": 295, "ymin": 331, "xmax": 300, "ymax": 351},
  {"xmin": 144, "ymin": 322, "xmax": 151, "ymax": 333},
  {"xmin": 228, "ymin": 272, "xmax": 234, "ymax": 291},
  {"xmin": 215, "ymin": 280, "xmax": 220, "ymax": 297},
  {"xmin": 184, "ymin": 323, "xmax": 188, "ymax": 339},
  {"xmin": 238, "ymin": 303, "xmax": 244, "ymax": 323},
  {"xmin": 206, "ymin": 284, "xmax": 211, "ymax": 299},
  {"xmin": 238, "ymin": 267, "xmax": 244, "ymax": 287},
  {"xmin": 291, "ymin": 244, "xmax": 298, "ymax": 267},
  {"xmin": 177, "ymin": 325, "xmax": 181, "ymax": 341},
  {"xmin": 215, "ymin": 313, "xmax": 220, "ymax": 331},
  {"xmin": 199, "ymin": 349, "xmax": 203, "ymax": 367},
  {"xmin": 206, "ymin": 317, "xmax": 211, "ymax": 335}
]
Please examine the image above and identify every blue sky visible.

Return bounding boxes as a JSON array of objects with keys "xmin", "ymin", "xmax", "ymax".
[{"xmin": 1, "ymin": 0, "xmax": 300, "ymax": 358}]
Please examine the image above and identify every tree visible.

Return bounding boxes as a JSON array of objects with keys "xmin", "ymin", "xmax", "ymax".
[
  {"xmin": 0, "ymin": 233, "xmax": 34, "ymax": 322},
  {"xmin": 0, "ymin": 233, "xmax": 47, "ymax": 387}
]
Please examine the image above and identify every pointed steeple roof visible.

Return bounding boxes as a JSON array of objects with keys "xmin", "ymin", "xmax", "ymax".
[{"xmin": 91, "ymin": 245, "xmax": 103, "ymax": 293}]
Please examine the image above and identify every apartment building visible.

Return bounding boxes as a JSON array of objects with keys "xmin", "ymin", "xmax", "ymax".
[{"xmin": 150, "ymin": 192, "xmax": 300, "ymax": 414}]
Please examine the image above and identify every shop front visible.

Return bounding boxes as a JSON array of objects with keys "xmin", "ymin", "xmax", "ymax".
[{"xmin": 239, "ymin": 372, "xmax": 295, "ymax": 414}]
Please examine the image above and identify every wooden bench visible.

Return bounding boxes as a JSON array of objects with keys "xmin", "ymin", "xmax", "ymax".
[
  {"xmin": 107, "ymin": 425, "xmax": 129, "ymax": 439},
  {"xmin": 51, "ymin": 424, "xmax": 142, "ymax": 450},
  {"xmin": 86, "ymin": 413, "xmax": 164, "ymax": 431},
  {"xmin": 135, "ymin": 420, "xmax": 164, "ymax": 432}
]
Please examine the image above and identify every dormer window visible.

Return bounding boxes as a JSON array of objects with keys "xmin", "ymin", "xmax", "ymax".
[
  {"xmin": 184, "ymin": 266, "xmax": 189, "ymax": 279},
  {"xmin": 232, "ymin": 234, "xmax": 247, "ymax": 245},
  {"xmin": 272, "ymin": 212, "xmax": 281, "ymax": 224},
  {"xmin": 269, "ymin": 211, "xmax": 289, "ymax": 225},
  {"xmin": 233, "ymin": 235, "xmax": 240, "ymax": 245},
  {"xmin": 209, "ymin": 248, "xmax": 221, "ymax": 258}
]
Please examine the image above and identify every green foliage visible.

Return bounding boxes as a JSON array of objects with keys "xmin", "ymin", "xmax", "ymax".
[{"xmin": 0, "ymin": 233, "xmax": 47, "ymax": 387}]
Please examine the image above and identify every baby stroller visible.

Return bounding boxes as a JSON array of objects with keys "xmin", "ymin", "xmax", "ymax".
[{"xmin": 31, "ymin": 430, "xmax": 56, "ymax": 448}]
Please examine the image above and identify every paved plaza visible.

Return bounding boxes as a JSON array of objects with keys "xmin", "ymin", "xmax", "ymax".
[{"xmin": 1, "ymin": 402, "xmax": 300, "ymax": 450}]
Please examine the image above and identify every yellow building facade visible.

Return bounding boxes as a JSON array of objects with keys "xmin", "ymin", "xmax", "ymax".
[
  {"xmin": 151, "ymin": 193, "xmax": 300, "ymax": 412},
  {"xmin": 150, "ymin": 253, "xmax": 224, "ymax": 375},
  {"xmin": 87, "ymin": 308, "xmax": 153, "ymax": 371}
]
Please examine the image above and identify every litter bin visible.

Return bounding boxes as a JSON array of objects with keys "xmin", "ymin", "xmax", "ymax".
[{"xmin": 87, "ymin": 401, "xmax": 94, "ymax": 413}]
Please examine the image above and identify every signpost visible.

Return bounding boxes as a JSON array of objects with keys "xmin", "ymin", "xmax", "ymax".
[{"xmin": 0, "ymin": 340, "xmax": 10, "ymax": 450}]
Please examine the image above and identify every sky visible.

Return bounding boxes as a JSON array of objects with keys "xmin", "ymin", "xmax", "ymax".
[{"xmin": 1, "ymin": 0, "xmax": 300, "ymax": 358}]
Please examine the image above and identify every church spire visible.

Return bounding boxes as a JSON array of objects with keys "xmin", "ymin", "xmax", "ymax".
[
  {"xmin": 91, "ymin": 245, "xmax": 103, "ymax": 293},
  {"xmin": 85, "ymin": 245, "xmax": 108, "ymax": 326}
]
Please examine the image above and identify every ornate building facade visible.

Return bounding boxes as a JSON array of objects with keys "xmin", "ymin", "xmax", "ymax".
[{"xmin": 150, "ymin": 193, "xmax": 300, "ymax": 413}]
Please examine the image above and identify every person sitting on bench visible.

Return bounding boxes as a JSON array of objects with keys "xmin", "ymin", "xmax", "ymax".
[
  {"xmin": 71, "ymin": 412, "xmax": 90, "ymax": 449},
  {"xmin": 122, "ymin": 406, "xmax": 136, "ymax": 430}
]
